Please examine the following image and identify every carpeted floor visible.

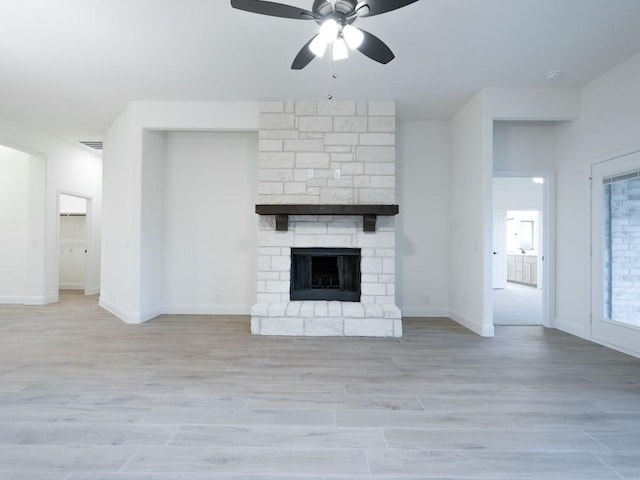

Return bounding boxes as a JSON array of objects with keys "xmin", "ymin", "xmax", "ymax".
[{"xmin": 493, "ymin": 281, "xmax": 543, "ymax": 325}]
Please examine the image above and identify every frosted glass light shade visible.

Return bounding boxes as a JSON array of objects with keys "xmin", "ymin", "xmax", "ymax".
[
  {"xmin": 319, "ymin": 18, "xmax": 339, "ymax": 42},
  {"xmin": 309, "ymin": 35, "xmax": 328, "ymax": 57},
  {"xmin": 332, "ymin": 38, "xmax": 349, "ymax": 60},
  {"xmin": 342, "ymin": 25, "xmax": 364, "ymax": 49}
]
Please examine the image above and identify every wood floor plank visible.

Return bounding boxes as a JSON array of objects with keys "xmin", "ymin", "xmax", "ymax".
[
  {"xmin": 595, "ymin": 453, "xmax": 640, "ymax": 480},
  {"xmin": 366, "ymin": 450, "xmax": 621, "ymax": 479},
  {"xmin": 587, "ymin": 430, "xmax": 640, "ymax": 453},
  {"xmin": 0, "ymin": 423, "xmax": 177, "ymax": 446},
  {"xmin": 123, "ymin": 447, "xmax": 369, "ymax": 475},
  {"xmin": 169, "ymin": 425, "xmax": 387, "ymax": 449},
  {"xmin": 246, "ymin": 392, "xmax": 425, "ymax": 411},
  {"xmin": 0, "ymin": 474, "xmax": 68, "ymax": 480},
  {"xmin": 0, "ymin": 445, "xmax": 137, "ymax": 473},
  {"xmin": 337, "ymin": 409, "xmax": 534, "ymax": 430},
  {"xmin": 383, "ymin": 427, "xmax": 610, "ymax": 453}
]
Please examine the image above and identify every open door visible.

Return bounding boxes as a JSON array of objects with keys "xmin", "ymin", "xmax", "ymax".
[{"xmin": 591, "ymin": 151, "xmax": 640, "ymax": 355}]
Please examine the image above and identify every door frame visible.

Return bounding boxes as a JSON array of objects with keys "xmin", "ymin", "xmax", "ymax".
[
  {"xmin": 492, "ymin": 171, "xmax": 555, "ymax": 328},
  {"xmin": 492, "ymin": 208, "xmax": 508, "ymax": 289},
  {"xmin": 56, "ymin": 190, "xmax": 94, "ymax": 295}
]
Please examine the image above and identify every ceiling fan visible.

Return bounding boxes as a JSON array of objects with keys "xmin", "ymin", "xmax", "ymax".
[{"xmin": 230, "ymin": 0, "xmax": 419, "ymax": 69}]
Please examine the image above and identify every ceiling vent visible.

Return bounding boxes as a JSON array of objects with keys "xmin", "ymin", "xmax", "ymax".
[{"xmin": 79, "ymin": 141, "xmax": 103, "ymax": 151}]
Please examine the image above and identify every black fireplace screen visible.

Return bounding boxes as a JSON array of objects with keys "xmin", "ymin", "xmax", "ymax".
[{"xmin": 290, "ymin": 248, "xmax": 361, "ymax": 302}]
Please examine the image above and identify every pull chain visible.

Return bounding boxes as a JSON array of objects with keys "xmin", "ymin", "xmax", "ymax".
[{"xmin": 328, "ymin": 52, "xmax": 339, "ymax": 100}]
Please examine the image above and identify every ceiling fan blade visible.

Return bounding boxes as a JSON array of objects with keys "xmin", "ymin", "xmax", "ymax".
[
  {"xmin": 291, "ymin": 37, "xmax": 317, "ymax": 70},
  {"xmin": 355, "ymin": 0, "xmax": 419, "ymax": 18},
  {"xmin": 231, "ymin": 0, "xmax": 314, "ymax": 19},
  {"xmin": 357, "ymin": 29, "xmax": 395, "ymax": 64}
]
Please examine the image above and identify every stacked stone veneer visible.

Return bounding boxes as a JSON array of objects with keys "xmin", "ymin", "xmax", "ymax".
[{"xmin": 250, "ymin": 99, "xmax": 402, "ymax": 337}]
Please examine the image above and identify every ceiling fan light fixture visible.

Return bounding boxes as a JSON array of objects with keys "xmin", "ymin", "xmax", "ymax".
[
  {"xmin": 332, "ymin": 37, "xmax": 349, "ymax": 60},
  {"xmin": 309, "ymin": 34, "xmax": 329, "ymax": 57},
  {"xmin": 230, "ymin": 0, "xmax": 420, "ymax": 70},
  {"xmin": 319, "ymin": 18, "xmax": 339, "ymax": 43},
  {"xmin": 342, "ymin": 24, "xmax": 364, "ymax": 49}
]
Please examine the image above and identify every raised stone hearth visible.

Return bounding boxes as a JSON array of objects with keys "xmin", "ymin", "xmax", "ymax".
[
  {"xmin": 251, "ymin": 301, "xmax": 402, "ymax": 337},
  {"xmin": 252, "ymin": 99, "xmax": 401, "ymax": 337}
]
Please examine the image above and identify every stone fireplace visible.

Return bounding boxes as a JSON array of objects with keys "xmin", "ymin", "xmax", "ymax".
[{"xmin": 250, "ymin": 100, "xmax": 402, "ymax": 337}]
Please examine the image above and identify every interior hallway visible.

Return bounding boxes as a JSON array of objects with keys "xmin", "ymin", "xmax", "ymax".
[{"xmin": 0, "ymin": 291, "xmax": 639, "ymax": 479}]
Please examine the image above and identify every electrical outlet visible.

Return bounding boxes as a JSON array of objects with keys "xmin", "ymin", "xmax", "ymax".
[
  {"xmin": 424, "ymin": 295, "xmax": 431, "ymax": 304},
  {"xmin": 334, "ymin": 169, "xmax": 341, "ymax": 179}
]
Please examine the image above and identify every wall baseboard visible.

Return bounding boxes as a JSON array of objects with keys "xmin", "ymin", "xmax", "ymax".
[
  {"xmin": 554, "ymin": 316, "xmax": 640, "ymax": 359},
  {"xmin": 0, "ymin": 296, "xmax": 26, "ymax": 304},
  {"xmin": 589, "ymin": 337, "xmax": 640, "ymax": 359},
  {"xmin": 449, "ymin": 309, "xmax": 495, "ymax": 337},
  {"xmin": 98, "ymin": 298, "xmax": 154, "ymax": 324},
  {"xmin": 23, "ymin": 295, "xmax": 58, "ymax": 305},
  {"xmin": 162, "ymin": 304, "xmax": 251, "ymax": 316},
  {"xmin": 59, "ymin": 285, "xmax": 100, "ymax": 295},
  {"xmin": 554, "ymin": 316, "xmax": 589, "ymax": 339},
  {"xmin": 401, "ymin": 306, "xmax": 449, "ymax": 318},
  {"xmin": 138, "ymin": 308, "xmax": 164, "ymax": 324},
  {"xmin": 100, "ymin": 300, "xmax": 252, "ymax": 323}
]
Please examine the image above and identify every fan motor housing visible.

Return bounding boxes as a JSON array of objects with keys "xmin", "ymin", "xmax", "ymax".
[{"xmin": 313, "ymin": 0, "xmax": 357, "ymax": 17}]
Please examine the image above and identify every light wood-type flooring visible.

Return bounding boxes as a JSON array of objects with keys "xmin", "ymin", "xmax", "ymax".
[{"xmin": 1, "ymin": 291, "xmax": 639, "ymax": 479}]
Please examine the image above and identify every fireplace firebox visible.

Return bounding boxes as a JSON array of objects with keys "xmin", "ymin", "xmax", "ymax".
[{"xmin": 290, "ymin": 248, "xmax": 361, "ymax": 302}]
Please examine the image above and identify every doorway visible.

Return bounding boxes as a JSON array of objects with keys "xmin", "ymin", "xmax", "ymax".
[
  {"xmin": 58, "ymin": 192, "xmax": 92, "ymax": 295},
  {"xmin": 492, "ymin": 176, "xmax": 549, "ymax": 326}
]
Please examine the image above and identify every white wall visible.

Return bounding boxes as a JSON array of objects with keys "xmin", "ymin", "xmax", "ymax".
[
  {"xmin": 493, "ymin": 121, "xmax": 556, "ymax": 172},
  {"xmin": 485, "ymin": 88, "xmax": 580, "ymax": 122},
  {"xmin": 140, "ymin": 130, "xmax": 166, "ymax": 319},
  {"xmin": 162, "ymin": 131, "xmax": 257, "ymax": 313},
  {"xmin": 445, "ymin": 88, "xmax": 579, "ymax": 336},
  {"xmin": 0, "ymin": 145, "xmax": 29, "ymax": 301},
  {"xmin": 449, "ymin": 91, "xmax": 494, "ymax": 336},
  {"xmin": 555, "ymin": 50, "xmax": 640, "ymax": 349},
  {"xmin": 100, "ymin": 106, "xmax": 140, "ymax": 320},
  {"xmin": 0, "ymin": 114, "xmax": 101, "ymax": 304},
  {"xmin": 493, "ymin": 178, "xmax": 544, "ymax": 211},
  {"xmin": 397, "ymin": 121, "xmax": 450, "ymax": 316},
  {"xmin": 60, "ymin": 194, "xmax": 88, "ymax": 214}
]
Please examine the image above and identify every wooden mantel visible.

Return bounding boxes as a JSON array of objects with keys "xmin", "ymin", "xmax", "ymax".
[{"xmin": 255, "ymin": 204, "xmax": 399, "ymax": 232}]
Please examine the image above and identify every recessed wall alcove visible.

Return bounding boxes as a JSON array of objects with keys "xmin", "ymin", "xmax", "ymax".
[{"xmin": 138, "ymin": 130, "xmax": 258, "ymax": 317}]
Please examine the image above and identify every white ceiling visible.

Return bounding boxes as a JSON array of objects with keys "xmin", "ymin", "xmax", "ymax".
[{"xmin": 2, "ymin": 0, "xmax": 640, "ymax": 143}]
